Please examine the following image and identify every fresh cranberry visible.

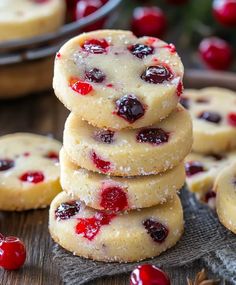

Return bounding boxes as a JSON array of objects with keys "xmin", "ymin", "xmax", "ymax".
[
  {"xmin": 176, "ymin": 80, "xmax": 183, "ymax": 97},
  {"xmin": 185, "ymin": 161, "xmax": 205, "ymax": 177},
  {"xmin": 128, "ymin": 44, "xmax": 154, "ymax": 59},
  {"xmin": 45, "ymin": 151, "xmax": 59, "ymax": 161},
  {"xmin": 213, "ymin": 0, "xmax": 236, "ymax": 26},
  {"xmin": 0, "ymin": 234, "xmax": 26, "ymax": 270},
  {"xmin": 19, "ymin": 171, "xmax": 44, "ymax": 184},
  {"xmin": 204, "ymin": 190, "xmax": 217, "ymax": 203},
  {"xmin": 180, "ymin": 97, "xmax": 190, "ymax": 109},
  {"xmin": 115, "ymin": 95, "xmax": 145, "ymax": 123},
  {"xmin": 143, "ymin": 219, "xmax": 169, "ymax": 243},
  {"xmin": 76, "ymin": 212, "xmax": 115, "ymax": 240},
  {"xmin": 82, "ymin": 39, "xmax": 109, "ymax": 54},
  {"xmin": 85, "ymin": 68, "xmax": 105, "ymax": 83},
  {"xmin": 227, "ymin": 112, "xmax": 236, "ymax": 127},
  {"xmin": 198, "ymin": 111, "xmax": 222, "ymax": 124},
  {"xmin": 130, "ymin": 264, "xmax": 170, "ymax": 285},
  {"xmin": 141, "ymin": 65, "xmax": 173, "ymax": 84},
  {"xmin": 166, "ymin": 0, "xmax": 188, "ymax": 4},
  {"xmin": 131, "ymin": 7, "xmax": 167, "ymax": 37},
  {"xmin": 94, "ymin": 130, "xmax": 115, "ymax": 144},
  {"xmin": 91, "ymin": 151, "xmax": 111, "ymax": 173},
  {"xmin": 70, "ymin": 78, "xmax": 93, "ymax": 95},
  {"xmin": 100, "ymin": 186, "xmax": 128, "ymax": 211},
  {"xmin": 55, "ymin": 201, "xmax": 81, "ymax": 220},
  {"xmin": 137, "ymin": 128, "xmax": 169, "ymax": 145},
  {"xmin": 199, "ymin": 37, "xmax": 233, "ymax": 70},
  {"xmin": 0, "ymin": 159, "xmax": 14, "ymax": 171}
]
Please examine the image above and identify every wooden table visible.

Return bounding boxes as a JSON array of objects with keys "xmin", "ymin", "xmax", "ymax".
[{"xmin": 1, "ymin": 70, "xmax": 235, "ymax": 284}]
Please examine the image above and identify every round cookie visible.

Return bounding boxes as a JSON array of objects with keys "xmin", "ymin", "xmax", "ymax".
[
  {"xmin": 0, "ymin": 0, "xmax": 65, "ymax": 41},
  {"xmin": 215, "ymin": 161, "xmax": 236, "ymax": 234},
  {"xmin": 0, "ymin": 57, "xmax": 53, "ymax": 99},
  {"xmin": 53, "ymin": 29, "xmax": 184, "ymax": 130},
  {"xmin": 181, "ymin": 88, "xmax": 236, "ymax": 154},
  {"xmin": 60, "ymin": 148, "xmax": 186, "ymax": 210},
  {"xmin": 185, "ymin": 151, "xmax": 236, "ymax": 205},
  {"xmin": 0, "ymin": 133, "xmax": 62, "ymax": 211},
  {"xmin": 63, "ymin": 105, "xmax": 192, "ymax": 176},
  {"xmin": 49, "ymin": 191, "xmax": 184, "ymax": 262}
]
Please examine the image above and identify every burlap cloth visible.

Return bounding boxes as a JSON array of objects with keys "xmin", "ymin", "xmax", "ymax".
[{"xmin": 52, "ymin": 188, "xmax": 236, "ymax": 284}]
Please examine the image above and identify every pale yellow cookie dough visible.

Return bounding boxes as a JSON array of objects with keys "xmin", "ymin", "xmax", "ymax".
[
  {"xmin": 49, "ymin": 191, "xmax": 184, "ymax": 262},
  {"xmin": 63, "ymin": 105, "xmax": 192, "ymax": 176},
  {"xmin": 60, "ymin": 148, "xmax": 186, "ymax": 210},
  {"xmin": 215, "ymin": 161, "xmax": 236, "ymax": 234},
  {"xmin": 0, "ymin": 0, "xmax": 65, "ymax": 41},
  {"xmin": 183, "ymin": 88, "xmax": 236, "ymax": 154},
  {"xmin": 53, "ymin": 29, "xmax": 184, "ymax": 130},
  {"xmin": 0, "ymin": 133, "xmax": 62, "ymax": 211}
]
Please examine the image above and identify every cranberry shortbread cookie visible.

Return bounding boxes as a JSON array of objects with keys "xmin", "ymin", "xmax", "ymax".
[
  {"xmin": 0, "ymin": 0, "xmax": 65, "ymax": 41},
  {"xmin": 60, "ymin": 148, "xmax": 185, "ymax": 210},
  {"xmin": 53, "ymin": 30, "xmax": 184, "ymax": 130},
  {"xmin": 0, "ymin": 133, "xmax": 62, "ymax": 211},
  {"xmin": 185, "ymin": 151, "xmax": 236, "ymax": 205},
  {"xmin": 49, "ymin": 191, "xmax": 184, "ymax": 262},
  {"xmin": 181, "ymin": 88, "xmax": 236, "ymax": 154},
  {"xmin": 215, "ymin": 161, "xmax": 236, "ymax": 234},
  {"xmin": 63, "ymin": 105, "xmax": 192, "ymax": 176}
]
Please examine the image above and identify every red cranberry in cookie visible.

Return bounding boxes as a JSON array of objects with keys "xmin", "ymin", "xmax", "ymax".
[
  {"xmin": 94, "ymin": 130, "xmax": 115, "ymax": 144},
  {"xmin": 20, "ymin": 171, "xmax": 44, "ymax": 184},
  {"xmin": 55, "ymin": 201, "xmax": 81, "ymax": 220},
  {"xmin": 91, "ymin": 151, "xmax": 111, "ymax": 173},
  {"xmin": 85, "ymin": 68, "xmax": 106, "ymax": 83},
  {"xmin": 141, "ymin": 65, "xmax": 173, "ymax": 84},
  {"xmin": 143, "ymin": 219, "xmax": 169, "ymax": 243},
  {"xmin": 82, "ymin": 38, "xmax": 109, "ymax": 54},
  {"xmin": 0, "ymin": 159, "xmax": 14, "ymax": 171},
  {"xmin": 227, "ymin": 112, "xmax": 236, "ymax": 127},
  {"xmin": 128, "ymin": 44, "xmax": 154, "ymax": 59},
  {"xmin": 185, "ymin": 161, "xmax": 205, "ymax": 177},
  {"xmin": 136, "ymin": 128, "xmax": 169, "ymax": 145},
  {"xmin": 100, "ymin": 186, "xmax": 128, "ymax": 211}
]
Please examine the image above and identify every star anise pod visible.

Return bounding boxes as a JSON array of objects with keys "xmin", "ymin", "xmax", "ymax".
[{"xmin": 187, "ymin": 269, "xmax": 220, "ymax": 285}]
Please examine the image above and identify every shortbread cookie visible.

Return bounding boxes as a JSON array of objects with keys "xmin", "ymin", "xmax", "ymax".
[
  {"xmin": 49, "ymin": 191, "xmax": 184, "ymax": 262},
  {"xmin": 181, "ymin": 88, "xmax": 236, "ymax": 154},
  {"xmin": 215, "ymin": 161, "xmax": 236, "ymax": 234},
  {"xmin": 60, "ymin": 148, "xmax": 185, "ymax": 210},
  {"xmin": 0, "ymin": 133, "xmax": 62, "ymax": 211},
  {"xmin": 63, "ymin": 105, "xmax": 192, "ymax": 176},
  {"xmin": 0, "ymin": 57, "xmax": 53, "ymax": 99},
  {"xmin": 185, "ymin": 151, "xmax": 236, "ymax": 204},
  {"xmin": 0, "ymin": 0, "xmax": 65, "ymax": 41},
  {"xmin": 54, "ymin": 29, "xmax": 184, "ymax": 130}
]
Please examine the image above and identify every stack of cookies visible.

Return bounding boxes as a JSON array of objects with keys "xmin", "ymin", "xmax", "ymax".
[{"xmin": 49, "ymin": 30, "xmax": 193, "ymax": 262}]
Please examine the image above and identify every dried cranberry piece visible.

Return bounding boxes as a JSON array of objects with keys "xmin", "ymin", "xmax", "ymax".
[
  {"xmin": 207, "ymin": 153, "xmax": 225, "ymax": 161},
  {"xmin": 137, "ymin": 128, "xmax": 169, "ymax": 145},
  {"xmin": 196, "ymin": 98, "xmax": 209, "ymax": 104},
  {"xmin": 85, "ymin": 68, "xmax": 105, "ymax": 83},
  {"xmin": 227, "ymin": 112, "xmax": 236, "ymax": 127},
  {"xmin": 55, "ymin": 201, "xmax": 81, "ymax": 220},
  {"xmin": 100, "ymin": 186, "xmax": 128, "ymax": 211},
  {"xmin": 179, "ymin": 97, "xmax": 190, "ymax": 109},
  {"xmin": 45, "ymin": 151, "xmax": 59, "ymax": 161},
  {"xmin": 198, "ymin": 111, "xmax": 222, "ymax": 124},
  {"xmin": 0, "ymin": 159, "xmax": 14, "ymax": 171},
  {"xmin": 91, "ymin": 151, "xmax": 111, "ymax": 173},
  {"xmin": 204, "ymin": 190, "xmax": 216, "ymax": 203},
  {"xmin": 70, "ymin": 78, "xmax": 93, "ymax": 95},
  {"xmin": 82, "ymin": 39, "xmax": 109, "ymax": 54},
  {"xmin": 128, "ymin": 44, "xmax": 154, "ymax": 59},
  {"xmin": 143, "ymin": 219, "xmax": 169, "ymax": 243},
  {"xmin": 141, "ymin": 65, "xmax": 173, "ymax": 84},
  {"xmin": 115, "ymin": 95, "xmax": 145, "ymax": 123},
  {"xmin": 19, "ymin": 171, "xmax": 44, "ymax": 184},
  {"xmin": 185, "ymin": 161, "xmax": 205, "ymax": 177},
  {"xmin": 94, "ymin": 130, "xmax": 115, "ymax": 144}
]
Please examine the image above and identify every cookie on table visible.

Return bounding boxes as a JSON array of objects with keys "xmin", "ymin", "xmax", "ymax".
[
  {"xmin": 185, "ymin": 151, "xmax": 236, "ymax": 206},
  {"xmin": 60, "ymin": 148, "xmax": 186, "ymax": 211},
  {"xmin": 0, "ymin": 133, "xmax": 62, "ymax": 211},
  {"xmin": 181, "ymin": 87, "xmax": 236, "ymax": 154},
  {"xmin": 63, "ymin": 105, "xmax": 192, "ymax": 176},
  {"xmin": 53, "ymin": 29, "xmax": 184, "ymax": 130},
  {"xmin": 49, "ymin": 191, "xmax": 184, "ymax": 262},
  {"xmin": 215, "ymin": 161, "xmax": 236, "ymax": 234},
  {"xmin": 0, "ymin": 0, "xmax": 65, "ymax": 41}
]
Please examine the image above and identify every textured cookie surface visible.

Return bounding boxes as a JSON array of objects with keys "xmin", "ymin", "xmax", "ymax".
[
  {"xmin": 0, "ymin": 0, "xmax": 65, "ymax": 41},
  {"xmin": 63, "ymin": 105, "xmax": 192, "ymax": 176},
  {"xmin": 215, "ymin": 161, "xmax": 236, "ymax": 234},
  {"xmin": 60, "ymin": 148, "xmax": 185, "ymax": 210},
  {"xmin": 181, "ymin": 87, "xmax": 236, "ymax": 154},
  {"xmin": 54, "ymin": 30, "xmax": 184, "ymax": 130},
  {"xmin": 0, "ymin": 133, "xmax": 62, "ymax": 211},
  {"xmin": 49, "ymin": 191, "xmax": 184, "ymax": 262},
  {"xmin": 185, "ymin": 151, "xmax": 236, "ymax": 206}
]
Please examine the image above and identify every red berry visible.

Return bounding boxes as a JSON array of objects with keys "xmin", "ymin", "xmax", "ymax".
[
  {"xmin": 75, "ymin": 0, "xmax": 105, "ymax": 31},
  {"xmin": 70, "ymin": 78, "xmax": 93, "ymax": 95},
  {"xmin": 131, "ymin": 6, "xmax": 167, "ymax": 37},
  {"xmin": 19, "ymin": 171, "xmax": 44, "ymax": 184},
  {"xmin": 227, "ymin": 112, "xmax": 236, "ymax": 127},
  {"xmin": 213, "ymin": 0, "xmax": 236, "ymax": 26},
  {"xmin": 82, "ymin": 38, "xmax": 109, "ymax": 54},
  {"xmin": 45, "ymin": 151, "xmax": 59, "ymax": 161},
  {"xmin": 91, "ymin": 151, "xmax": 111, "ymax": 173},
  {"xmin": 199, "ymin": 37, "xmax": 233, "ymax": 70},
  {"xmin": 130, "ymin": 264, "xmax": 170, "ymax": 285},
  {"xmin": 100, "ymin": 186, "xmax": 128, "ymax": 211},
  {"xmin": 0, "ymin": 234, "xmax": 26, "ymax": 270},
  {"xmin": 0, "ymin": 159, "xmax": 14, "ymax": 171}
]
